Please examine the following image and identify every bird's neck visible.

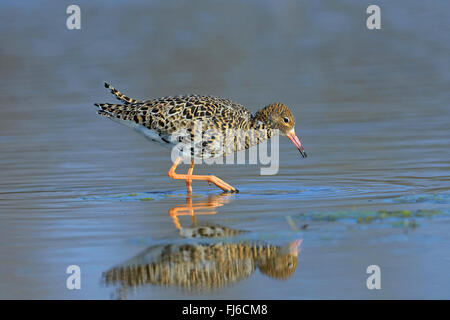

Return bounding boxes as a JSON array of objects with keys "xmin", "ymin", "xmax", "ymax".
[
  {"xmin": 249, "ymin": 108, "xmax": 273, "ymax": 131},
  {"xmin": 252, "ymin": 107, "xmax": 270, "ymax": 126},
  {"xmin": 244, "ymin": 110, "xmax": 274, "ymax": 143}
]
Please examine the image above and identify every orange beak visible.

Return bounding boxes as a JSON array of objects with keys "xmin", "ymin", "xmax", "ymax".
[
  {"xmin": 289, "ymin": 239, "xmax": 303, "ymax": 256},
  {"xmin": 287, "ymin": 129, "xmax": 307, "ymax": 158}
]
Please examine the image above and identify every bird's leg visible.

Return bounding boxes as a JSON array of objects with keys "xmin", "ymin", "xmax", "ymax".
[
  {"xmin": 168, "ymin": 157, "xmax": 237, "ymax": 193},
  {"xmin": 186, "ymin": 160, "xmax": 194, "ymax": 194}
]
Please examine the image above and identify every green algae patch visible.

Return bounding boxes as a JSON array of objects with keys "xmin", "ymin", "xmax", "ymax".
[
  {"xmin": 83, "ymin": 191, "xmax": 188, "ymax": 202},
  {"xmin": 388, "ymin": 193, "xmax": 450, "ymax": 204},
  {"xmin": 392, "ymin": 220, "xmax": 419, "ymax": 229},
  {"xmin": 296, "ymin": 209, "xmax": 444, "ymax": 226},
  {"xmin": 357, "ymin": 209, "xmax": 441, "ymax": 224},
  {"xmin": 139, "ymin": 197, "xmax": 154, "ymax": 202},
  {"xmin": 414, "ymin": 209, "xmax": 442, "ymax": 217}
]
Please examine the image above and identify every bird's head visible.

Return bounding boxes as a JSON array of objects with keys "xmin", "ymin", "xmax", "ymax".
[{"xmin": 255, "ymin": 103, "xmax": 307, "ymax": 158}]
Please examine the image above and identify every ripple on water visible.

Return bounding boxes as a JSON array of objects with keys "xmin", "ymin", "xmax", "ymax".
[
  {"xmin": 382, "ymin": 192, "xmax": 450, "ymax": 204},
  {"xmin": 80, "ymin": 191, "xmax": 196, "ymax": 202},
  {"xmin": 79, "ymin": 184, "xmax": 370, "ymax": 205},
  {"xmin": 80, "ymin": 187, "xmax": 450, "ymax": 207},
  {"xmin": 230, "ymin": 184, "xmax": 361, "ymax": 200}
]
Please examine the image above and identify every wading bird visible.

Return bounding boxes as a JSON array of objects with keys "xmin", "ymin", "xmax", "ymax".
[{"xmin": 94, "ymin": 83, "xmax": 307, "ymax": 193}]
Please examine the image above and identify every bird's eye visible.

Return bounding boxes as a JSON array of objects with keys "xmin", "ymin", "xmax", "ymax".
[{"xmin": 283, "ymin": 117, "xmax": 290, "ymax": 123}]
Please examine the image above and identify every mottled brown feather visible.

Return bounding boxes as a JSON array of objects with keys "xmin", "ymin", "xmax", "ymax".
[{"xmin": 95, "ymin": 84, "xmax": 296, "ymax": 158}]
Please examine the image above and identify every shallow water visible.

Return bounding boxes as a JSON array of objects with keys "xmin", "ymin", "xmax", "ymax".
[{"xmin": 0, "ymin": 0, "xmax": 449, "ymax": 299}]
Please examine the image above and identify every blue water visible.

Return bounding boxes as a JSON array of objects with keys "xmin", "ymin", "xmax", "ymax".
[{"xmin": 0, "ymin": 0, "xmax": 449, "ymax": 299}]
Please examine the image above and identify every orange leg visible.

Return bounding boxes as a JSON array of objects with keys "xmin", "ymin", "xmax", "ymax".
[
  {"xmin": 185, "ymin": 160, "xmax": 194, "ymax": 194},
  {"xmin": 168, "ymin": 157, "xmax": 237, "ymax": 193}
]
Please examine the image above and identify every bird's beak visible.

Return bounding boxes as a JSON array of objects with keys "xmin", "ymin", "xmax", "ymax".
[
  {"xmin": 280, "ymin": 239, "xmax": 303, "ymax": 256},
  {"xmin": 287, "ymin": 129, "xmax": 307, "ymax": 158},
  {"xmin": 289, "ymin": 239, "xmax": 303, "ymax": 256}
]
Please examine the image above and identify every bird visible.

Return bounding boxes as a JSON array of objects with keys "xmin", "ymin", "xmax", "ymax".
[{"xmin": 94, "ymin": 82, "xmax": 307, "ymax": 193}]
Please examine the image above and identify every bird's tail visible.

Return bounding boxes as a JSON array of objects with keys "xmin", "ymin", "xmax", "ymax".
[
  {"xmin": 95, "ymin": 82, "xmax": 142, "ymax": 121},
  {"xmin": 94, "ymin": 102, "xmax": 149, "ymax": 133},
  {"xmin": 94, "ymin": 103, "xmax": 138, "ymax": 121},
  {"xmin": 103, "ymin": 82, "xmax": 140, "ymax": 104}
]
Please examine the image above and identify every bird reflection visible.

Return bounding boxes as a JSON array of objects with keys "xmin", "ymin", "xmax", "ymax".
[
  {"xmin": 102, "ymin": 194, "xmax": 302, "ymax": 297},
  {"xmin": 169, "ymin": 193, "xmax": 234, "ymax": 233}
]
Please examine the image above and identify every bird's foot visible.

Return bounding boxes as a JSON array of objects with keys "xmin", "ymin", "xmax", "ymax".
[
  {"xmin": 168, "ymin": 157, "xmax": 238, "ymax": 193},
  {"xmin": 205, "ymin": 175, "xmax": 238, "ymax": 193}
]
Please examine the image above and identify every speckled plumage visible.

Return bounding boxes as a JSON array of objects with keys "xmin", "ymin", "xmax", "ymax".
[
  {"xmin": 94, "ymin": 82, "xmax": 296, "ymax": 159},
  {"xmin": 94, "ymin": 82, "xmax": 306, "ymax": 193}
]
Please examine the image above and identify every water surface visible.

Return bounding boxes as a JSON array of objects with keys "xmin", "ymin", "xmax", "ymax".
[{"xmin": 0, "ymin": 0, "xmax": 449, "ymax": 299}]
